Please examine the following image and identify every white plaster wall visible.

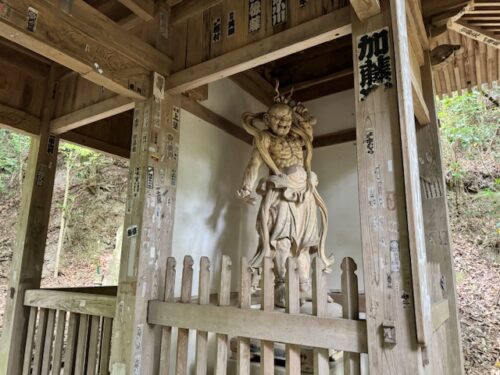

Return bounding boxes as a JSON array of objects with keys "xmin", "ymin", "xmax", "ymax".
[
  {"xmin": 172, "ymin": 109, "xmax": 261, "ymax": 295},
  {"xmin": 173, "ymin": 83, "xmax": 363, "ymax": 294},
  {"xmin": 313, "ymin": 142, "xmax": 364, "ymax": 291}
]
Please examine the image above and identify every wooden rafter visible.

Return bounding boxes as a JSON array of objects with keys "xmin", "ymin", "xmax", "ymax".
[
  {"xmin": 118, "ymin": 0, "xmax": 154, "ymax": 22},
  {"xmin": 230, "ymin": 70, "xmax": 275, "ymax": 107},
  {"xmin": 165, "ymin": 7, "xmax": 352, "ymax": 94},
  {"xmin": 313, "ymin": 128, "xmax": 356, "ymax": 148}
]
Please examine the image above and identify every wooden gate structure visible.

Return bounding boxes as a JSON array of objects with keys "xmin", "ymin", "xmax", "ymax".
[{"xmin": 1, "ymin": 0, "xmax": 498, "ymax": 373}]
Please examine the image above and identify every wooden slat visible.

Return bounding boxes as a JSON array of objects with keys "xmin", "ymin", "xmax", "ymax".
[
  {"xmin": 260, "ymin": 257, "xmax": 274, "ymax": 375},
  {"xmin": 98, "ymin": 318, "xmax": 113, "ymax": 375},
  {"xmin": 237, "ymin": 257, "xmax": 252, "ymax": 375},
  {"xmin": 349, "ymin": 0, "xmax": 381, "ymax": 21},
  {"xmin": 285, "ymin": 258, "xmax": 300, "ymax": 375},
  {"xmin": 215, "ymin": 255, "xmax": 232, "ymax": 375},
  {"xmin": 175, "ymin": 255, "xmax": 194, "ymax": 375},
  {"xmin": 86, "ymin": 315, "xmax": 101, "ymax": 374},
  {"xmin": 74, "ymin": 314, "xmax": 90, "ymax": 375},
  {"xmin": 40, "ymin": 309, "xmax": 56, "ymax": 375},
  {"xmin": 63, "ymin": 313, "xmax": 80, "ymax": 375},
  {"xmin": 50, "ymin": 96, "xmax": 135, "ymax": 135},
  {"xmin": 32, "ymin": 308, "xmax": 49, "ymax": 375},
  {"xmin": 21, "ymin": 307, "xmax": 38, "ymax": 375},
  {"xmin": 165, "ymin": 7, "xmax": 352, "ymax": 93},
  {"xmin": 312, "ymin": 258, "xmax": 329, "ymax": 375},
  {"xmin": 159, "ymin": 257, "xmax": 176, "ymax": 374},
  {"xmin": 24, "ymin": 290, "xmax": 116, "ymax": 318},
  {"xmin": 51, "ymin": 310, "xmax": 67, "ymax": 375},
  {"xmin": 341, "ymin": 258, "xmax": 361, "ymax": 375},
  {"xmin": 195, "ymin": 257, "xmax": 211, "ymax": 375}
]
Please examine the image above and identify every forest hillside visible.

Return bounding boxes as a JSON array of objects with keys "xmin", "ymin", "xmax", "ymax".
[{"xmin": 0, "ymin": 89, "xmax": 498, "ymax": 374}]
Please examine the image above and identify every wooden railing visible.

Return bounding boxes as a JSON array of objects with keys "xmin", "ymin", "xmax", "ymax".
[
  {"xmin": 22, "ymin": 289, "xmax": 116, "ymax": 375},
  {"xmin": 148, "ymin": 255, "xmax": 366, "ymax": 374}
]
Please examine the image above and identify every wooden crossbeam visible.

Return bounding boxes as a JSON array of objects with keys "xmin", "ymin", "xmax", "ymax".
[
  {"xmin": 165, "ymin": 7, "xmax": 351, "ymax": 94},
  {"xmin": 229, "ymin": 70, "xmax": 275, "ymax": 106},
  {"xmin": 0, "ymin": 103, "xmax": 40, "ymax": 135},
  {"xmin": 148, "ymin": 301, "xmax": 368, "ymax": 354},
  {"xmin": 313, "ymin": 128, "xmax": 356, "ymax": 148},
  {"xmin": 50, "ymin": 96, "xmax": 135, "ymax": 134},
  {"xmin": 171, "ymin": 0, "xmax": 223, "ymax": 25},
  {"xmin": 180, "ymin": 96, "xmax": 252, "ymax": 144},
  {"xmin": 0, "ymin": 0, "xmax": 172, "ymax": 99},
  {"xmin": 422, "ymin": 0, "xmax": 469, "ymax": 18},
  {"xmin": 349, "ymin": 0, "xmax": 381, "ymax": 21},
  {"xmin": 118, "ymin": 0, "xmax": 154, "ymax": 22}
]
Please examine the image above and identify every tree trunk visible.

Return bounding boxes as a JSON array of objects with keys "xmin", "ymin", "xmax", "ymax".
[{"xmin": 54, "ymin": 158, "xmax": 71, "ymax": 278}]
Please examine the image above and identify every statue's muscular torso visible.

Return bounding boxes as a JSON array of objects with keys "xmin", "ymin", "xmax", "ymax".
[{"xmin": 267, "ymin": 132, "xmax": 305, "ymax": 170}]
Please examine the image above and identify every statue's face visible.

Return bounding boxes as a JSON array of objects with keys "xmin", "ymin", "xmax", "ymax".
[{"xmin": 264, "ymin": 104, "xmax": 293, "ymax": 136}]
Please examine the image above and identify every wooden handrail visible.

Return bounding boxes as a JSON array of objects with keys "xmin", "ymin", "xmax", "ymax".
[
  {"xmin": 24, "ymin": 289, "xmax": 116, "ymax": 318},
  {"xmin": 148, "ymin": 301, "xmax": 368, "ymax": 354}
]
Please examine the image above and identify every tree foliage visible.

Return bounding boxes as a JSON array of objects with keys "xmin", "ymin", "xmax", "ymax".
[{"xmin": 0, "ymin": 130, "xmax": 30, "ymax": 193}]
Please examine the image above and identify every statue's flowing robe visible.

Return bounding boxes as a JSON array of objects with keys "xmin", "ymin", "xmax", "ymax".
[{"xmin": 255, "ymin": 166, "xmax": 320, "ymax": 257}]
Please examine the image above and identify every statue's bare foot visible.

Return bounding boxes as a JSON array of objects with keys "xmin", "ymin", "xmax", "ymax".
[
  {"xmin": 274, "ymin": 283, "xmax": 286, "ymax": 308},
  {"xmin": 299, "ymin": 282, "xmax": 313, "ymax": 301}
]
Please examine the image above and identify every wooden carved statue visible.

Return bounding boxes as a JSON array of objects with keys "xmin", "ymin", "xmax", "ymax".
[{"xmin": 237, "ymin": 83, "xmax": 333, "ymax": 307}]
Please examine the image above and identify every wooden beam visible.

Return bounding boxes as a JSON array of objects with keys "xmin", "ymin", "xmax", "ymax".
[
  {"xmin": 0, "ymin": 103, "xmax": 40, "ymax": 135},
  {"xmin": 282, "ymin": 68, "xmax": 354, "ymax": 94},
  {"xmin": 229, "ymin": 70, "xmax": 275, "ymax": 106},
  {"xmin": 118, "ymin": 0, "xmax": 154, "ymax": 22},
  {"xmin": 165, "ymin": 7, "xmax": 352, "ymax": 94},
  {"xmin": 171, "ymin": 0, "xmax": 223, "ymax": 25},
  {"xmin": 24, "ymin": 290, "xmax": 116, "ymax": 318},
  {"xmin": 349, "ymin": 0, "xmax": 381, "ymax": 21},
  {"xmin": 148, "ymin": 302, "xmax": 368, "ymax": 354},
  {"xmin": 180, "ymin": 96, "xmax": 252, "ymax": 144},
  {"xmin": 0, "ymin": 0, "xmax": 172, "ymax": 99},
  {"xmin": 50, "ymin": 96, "xmax": 135, "ymax": 134},
  {"xmin": 313, "ymin": 128, "xmax": 356, "ymax": 148},
  {"xmin": 118, "ymin": 13, "xmax": 144, "ymax": 31},
  {"xmin": 448, "ymin": 19, "xmax": 500, "ymax": 49},
  {"xmin": 60, "ymin": 131, "xmax": 130, "ymax": 159}
]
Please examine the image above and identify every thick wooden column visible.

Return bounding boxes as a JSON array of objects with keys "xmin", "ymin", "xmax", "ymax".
[
  {"xmin": 352, "ymin": 2, "xmax": 423, "ymax": 374},
  {"xmin": 109, "ymin": 75, "xmax": 181, "ymax": 374},
  {"xmin": 417, "ymin": 52, "xmax": 464, "ymax": 375},
  {"xmin": 0, "ymin": 66, "xmax": 60, "ymax": 374}
]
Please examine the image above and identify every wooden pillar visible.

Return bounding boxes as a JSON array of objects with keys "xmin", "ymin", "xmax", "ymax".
[
  {"xmin": 417, "ymin": 51, "xmax": 465, "ymax": 375},
  {"xmin": 0, "ymin": 66, "xmax": 60, "ymax": 374},
  {"xmin": 109, "ymin": 75, "xmax": 181, "ymax": 374},
  {"xmin": 351, "ymin": 2, "xmax": 425, "ymax": 374}
]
